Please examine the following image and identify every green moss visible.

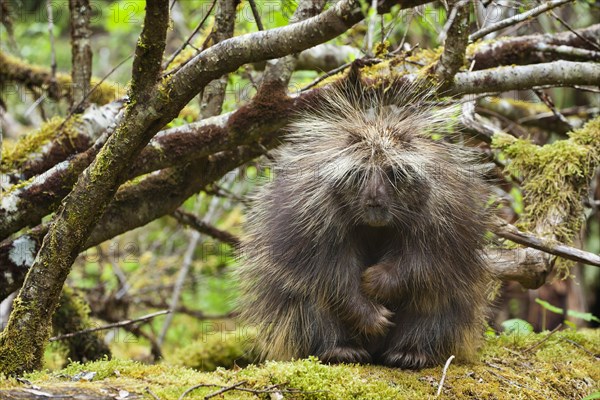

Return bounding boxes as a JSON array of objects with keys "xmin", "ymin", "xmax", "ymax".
[
  {"xmin": 1, "ymin": 117, "xmax": 62, "ymax": 173},
  {"xmin": 0, "ymin": 52, "xmax": 122, "ymax": 106},
  {"xmin": 486, "ymin": 97, "xmax": 550, "ymax": 115},
  {"xmin": 51, "ymin": 286, "xmax": 111, "ymax": 364},
  {"xmin": 2, "ymin": 329, "xmax": 597, "ymax": 399},
  {"xmin": 0, "ymin": 296, "xmax": 49, "ymax": 376},
  {"xmin": 405, "ymin": 46, "xmax": 443, "ymax": 67},
  {"xmin": 492, "ymin": 117, "xmax": 600, "ymax": 275},
  {"xmin": 169, "ymin": 328, "xmax": 258, "ymax": 372}
]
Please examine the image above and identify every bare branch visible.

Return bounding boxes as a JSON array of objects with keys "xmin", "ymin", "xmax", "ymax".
[
  {"xmin": 469, "ymin": 0, "xmax": 574, "ymax": 42},
  {"xmin": 450, "ymin": 61, "xmax": 600, "ymax": 95},
  {"xmin": 247, "ymin": 0, "xmax": 264, "ymax": 30},
  {"xmin": 199, "ymin": 0, "xmax": 236, "ymax": 118},
  {"xmin": 49, "ymin": 310, "xmax": 170, "ymax": 342},
  {"xmin": 491, "ymin": 217, "xmax": 600, "ymax": 267},
  {"xmin": 172, "ymin": 209, "xmax": 240, "ymax": 247},
  {"xmin": 469, "ymin": 24, "xmax": 600, "ymax": 70},
  {"xmin": 485, "ymin": 248, "xmax": 552, "ymax": 289},
  {"xmin": 130, "ymin": 0, "xmax": 170, "ymax": 100},
  {"xmin": 68, "ymin": 0, "xmax": 93, "ymax": 111},
  {"xmin": 0, "ymin": 0, "xmax": 172, "ymax": 376}
]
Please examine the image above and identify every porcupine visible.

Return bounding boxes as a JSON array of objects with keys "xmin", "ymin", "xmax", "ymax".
[{"xmin": 237, "ymin": 80, "xmax": 491, "ymax": 369}]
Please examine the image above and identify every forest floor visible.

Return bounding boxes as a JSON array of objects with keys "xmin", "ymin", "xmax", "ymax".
[{"xmin": 0, "ymin": 329, "xmax": 598, "ymax": 399}]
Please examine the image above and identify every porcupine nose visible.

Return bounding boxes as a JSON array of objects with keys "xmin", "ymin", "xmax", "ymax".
[
  {"xmin": 365, "ymin": 175, "xmax": 387, "ymax": 208},
  {"xmin": 366, "ymin": 198, "xmax": 383, "ymax": 208}
]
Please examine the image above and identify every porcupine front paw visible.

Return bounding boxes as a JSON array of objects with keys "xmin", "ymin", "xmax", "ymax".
[
  {"xmin": 361, "ymin": 264, "xmax": 397, "ymax": 303},
  {"xmin": 359, "ymin": 302, "xmax": 394, "ymax": 337},
  {"xmin": 320, "ymin": 346, "xmax": 372, "ymax": 364},
  {"xmin": 380, "ymin": 349, "xmax": 438, "ymax": 370}
]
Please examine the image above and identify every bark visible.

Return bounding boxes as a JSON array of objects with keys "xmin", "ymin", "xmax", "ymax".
[
  {"xmin": 435, "ymin": 0, "xmax": 470, "ymax": 89},
  {"xmin": 68, "ymin": 0, "xmax": 93, "ymax": 111},
  {"xmin": 470, "ymin": 24, "xmax": 600, "ymax": 70}
]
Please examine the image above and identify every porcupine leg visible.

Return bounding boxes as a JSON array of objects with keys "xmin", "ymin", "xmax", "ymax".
[
  {"xmin": 378, "ymin": 295, "xmax": 481, "ymax": 369},
  {"xmin": 314, "ymin": 292, "xmax": 393, "ymax": 364},
  {"xmin": 295, "ymin": 299, "xmax": 373, "ymax": 364}
]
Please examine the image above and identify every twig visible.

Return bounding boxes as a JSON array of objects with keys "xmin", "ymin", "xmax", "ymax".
[
  {"xmin": 522, "ymin": 323, "xmax": 562, "ymax": 354},
  {"xmin": 396, "ymin": 13, "xmax": 414, "ymax": 52},
  {"xmin": 487, "ymin": 370, "xmax": 534, "ymax": 390},
  {"xmin": 563, "ymin": 338, "xmax": 600, "ymax": 360},
  {"xmin": 58, "ymin": 54, "xmax": 132, "ymax": 132},
  {"xmin": 49, "ymin": 310, "xmax": 170, "ymax": 341},
  {"xmin": 157, "ymin": 227, "xmax": 202, "ymax": 346},
  {"xmin": 573, "ymin": 85, "xmax": 600, "ymax": 94},
  {"xmin": 145, "ymin": 387, "xmax": 161, "ymax": 400},
  {"xmin": 382, "ymin": 5, "xmax": 403, "ymax": 43},
  {"xmin": 164, "ymin": 0, "xmax": 217, "ymax": 69},
  {"xmin": 436, "ymin": 355, "xmax": 455, "ymax": 397},
  {"xmin": 140, "ymin": 298, "xmax": 235, "ymax": 319},
  {"xmin": 301, "ymin": 61, "xmax": 353, "ymax": 91},
  {"xmin": 247, "ymin": 0, "xmax": 264, "ymax": 30},
  {"xmin": 172, "ymin": 209, "xmax": 240, "ymax": 247},
  {"xmin": 204, "ymin": 381, "xmax": 248, "ymax": 399},
  {"xmin": 491, "ymin": 216, "xmax": 600, "ymax": 267},
  {"xmin": 68, "ymin": 0, "xmax": 93, "ymax": 111},
  {"xmin": 533, "ymin": 89, "xmax": 574, "ymax": 131},
  {"xmin": 469, "ymin": 0, "xmax": 574, "ymax": 42},
  {"xmin": 536, "ymin": 43, "xmax": 600, "ymax": 61},
  {"xmin": 177, "ymin": 381, "xmax": 247, "ymax": 400},
  {"xmin": 177, "ymin": 384, "xmax": 220, "ymax": 400},
  {"xmin": 435, "ymin": 0, "xmax": 470, "ymax": 89},
  {"xmin": 159, "ymin": 175, "xmax": 233, "ymax": 345},
  {"xmin": 46, "ymin": 0, "xmax": 57, "ymax": 84},
  {"xmin": 1, "ymin": 0, "xmax": 19, "ymax": 54},
  {"xmin": 550, "ymin": 11, "xmax": 600, "ymax": 52},
  {"xmin": 366, "ymin": 0, "xmax": 378, "ymax": 55}
]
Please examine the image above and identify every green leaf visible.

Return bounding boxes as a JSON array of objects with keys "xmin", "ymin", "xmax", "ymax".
[
  {"xmin": 583, "ymin": 392, "xmax": 600, "ymax": 400},
  {"xmin": 567, "ymin": 310, "xmax": 600, "ymax": 323},
  {"xmin": 501, "ymin": 318, "xmax": 533, "ymax": 335},
  {"xmin": 535, "ymin": 298, "xmax": 563, "ymax": 314}
]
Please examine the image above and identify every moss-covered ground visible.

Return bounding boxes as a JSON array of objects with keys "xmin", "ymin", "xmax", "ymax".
[{"xmin": 0, "ymin": 329, "xmax": 598, "ymax": 399}]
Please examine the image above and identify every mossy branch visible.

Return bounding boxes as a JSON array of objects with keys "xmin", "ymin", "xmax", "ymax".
[
  {"xmin": 130, "ymin": 0, "xmax": 169, "ymax": 102},
  {"xmin": 0, "ymin": 51, "xmax": 122, "ymax": 105},
  {"xmin": 492, "ymin": 116, "xmax": 600, "ymax": 276}
]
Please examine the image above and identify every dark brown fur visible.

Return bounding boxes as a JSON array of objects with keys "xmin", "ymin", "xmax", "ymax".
[{"xmin": 238, "ymin": 83, "xmax": 491, "ymax": 369}]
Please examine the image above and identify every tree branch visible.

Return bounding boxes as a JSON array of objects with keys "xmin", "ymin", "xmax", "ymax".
[
  {"xmin": 68, "ymin": 0, "xmax": 93, "ymax": 111},
  {"xmin": 491, "ymin": 217, "xmax": 600, "ymax": 267},
  {"xmin": 469, "ymin": 24, "xmax": 600, "ymax": 70},
  {"xmin": 435, "ymin": 0, "xmax": 470, "ymax": 90},
  {"xmin": 0, "ymin": 0, "xmax": 172, "ymax": 376},
  {"xmin": 450, "ymin": 61, "xmax": 600, "ymax": 95},
  {"xmin": 130, "ymin": 0, "xmax": 170, "ymax": 101},
  {"xmin": 469, "ymin": 0, "xmax": 574, "ymax": 42},
  {"xmin": 172, "ymin": 209, "xmax": 240, "ymax": 247},
  {"xmin": 2, "ymin": 60, "xmax": 599, "ymax": 242}
]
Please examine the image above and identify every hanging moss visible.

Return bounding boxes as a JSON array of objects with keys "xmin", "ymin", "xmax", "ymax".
[
  {"xmin": 51, "ymin": 286, "xmax": 111, "ymax": 365},
  {"xmin": 492, "ymin": 117, "xmax": 600, "ymax": 274}
]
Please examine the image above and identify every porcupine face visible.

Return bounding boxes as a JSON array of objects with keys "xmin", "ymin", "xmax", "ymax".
[
  {"xmin": 327, "ymin": 121, "xmax": 432, "ymax": 228},
  {"xmin": 280, "ymin": 83, "xmax": 458, "ymax": 233},
  {"xmin": 331, "ymin": 161, "xmax": 427, "ymax": 228}
]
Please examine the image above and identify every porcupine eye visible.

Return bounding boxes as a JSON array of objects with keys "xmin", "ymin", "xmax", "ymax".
[
  {"xmin": 385, "ymin": 166, "xmax": 409, "ymax": 189},
  {"xmin": 336, "ymin": 168, "xmax": 366, "ymax": 189}
]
